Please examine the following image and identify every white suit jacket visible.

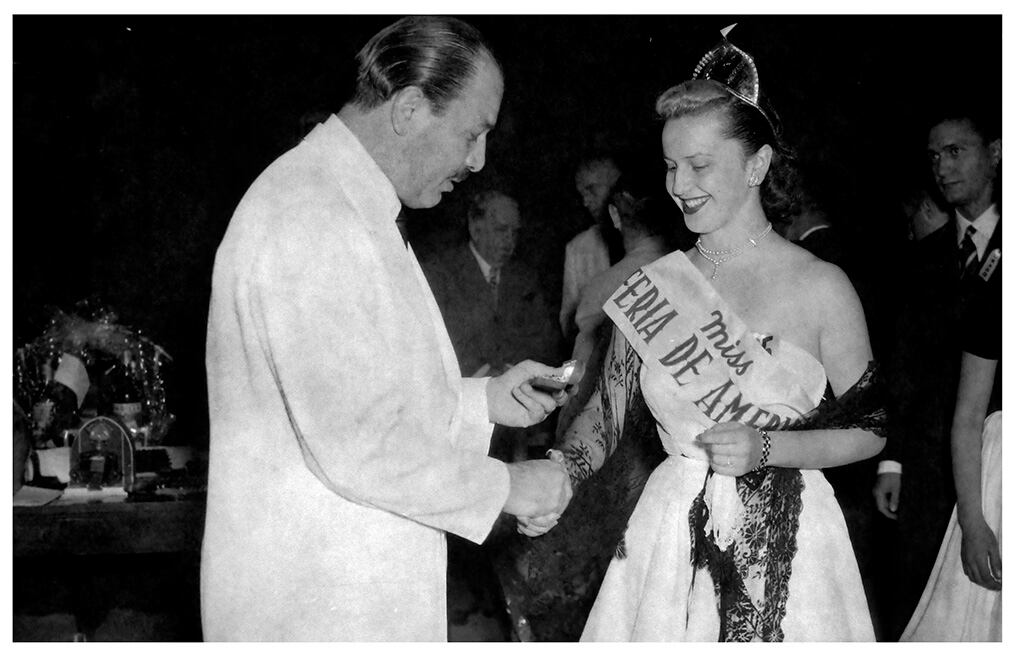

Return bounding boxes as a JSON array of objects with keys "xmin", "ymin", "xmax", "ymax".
[{"xmin": 201, "ymin": 115, "xmax": 510, "ymax": 641}]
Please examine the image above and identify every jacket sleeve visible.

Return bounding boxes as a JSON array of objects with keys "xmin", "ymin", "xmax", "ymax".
[{"xmin": 246, "ymin": 205, "xmax": 509, "ymax": 544}]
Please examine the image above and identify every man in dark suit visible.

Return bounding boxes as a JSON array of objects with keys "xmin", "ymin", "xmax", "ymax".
[
  {"xmin": 873, "ymin": 104, "xmax": 1001, "ymax": 640},
  {"xmin": 420, "ymin": 188, "xmax": 563, "ymax": 456}
]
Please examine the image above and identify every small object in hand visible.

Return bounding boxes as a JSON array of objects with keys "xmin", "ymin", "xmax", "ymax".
[{"xmin": 531, "ymin": 359, "xmax": 582, "ymax": 392}]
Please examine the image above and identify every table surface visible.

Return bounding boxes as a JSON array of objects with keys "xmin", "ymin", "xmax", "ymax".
[{"xmin": 14, "ymin": 488, "xmax": 207, "ymax": 558}]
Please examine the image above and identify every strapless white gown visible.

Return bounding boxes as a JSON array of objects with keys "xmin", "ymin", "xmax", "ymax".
[{"xmin": 581, "ymin": 333, "xmax": 875, "ymax": 641}]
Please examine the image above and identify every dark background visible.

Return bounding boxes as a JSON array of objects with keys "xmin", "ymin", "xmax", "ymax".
[{"xmin": 13, "ymin": 14, "xmax": 1001, "ymax": 446}]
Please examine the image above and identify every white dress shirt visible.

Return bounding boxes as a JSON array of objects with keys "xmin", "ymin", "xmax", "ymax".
[
  {"xmin": 955, "ymin": 203, "xmax": 999, "ymax": 260},
  {"xmin": 469, "ymin": 240, "xmax": 498, "ymax": 284},
  {"xmin": 560, "ymin": 225, "xmax": 611, "ymax": 335}
]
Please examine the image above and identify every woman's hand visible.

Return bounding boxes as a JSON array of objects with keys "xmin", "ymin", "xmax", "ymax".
[
  {"xmin": 960, "ymin": 516, "xmax": 1002, "ymax": 590},
  {"xmin": 697, "ymin": 422, "xmax": 764, "ymax": 477},
  {"xmin": 517, "ymin": 512, "xmax": 560, "ymax": 537}
]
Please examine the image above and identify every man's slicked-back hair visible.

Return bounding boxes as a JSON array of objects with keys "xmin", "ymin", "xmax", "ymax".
[
  {"xmin": 926, "ymin": 100, "xmax": 1001, "ymax": 145},
  {"xmin": 351, "ymin": 15, "xmax": 500, "ymax": 116}
]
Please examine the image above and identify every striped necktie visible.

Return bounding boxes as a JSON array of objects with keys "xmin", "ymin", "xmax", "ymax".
[{"xmin": 959, "ymin": 225, "xmax": 979, "ymax": 276}]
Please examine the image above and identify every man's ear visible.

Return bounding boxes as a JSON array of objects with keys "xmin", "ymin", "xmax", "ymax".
[{"xmin": 390, "ymin": 86, "xmax": 429, "ymax": 136}]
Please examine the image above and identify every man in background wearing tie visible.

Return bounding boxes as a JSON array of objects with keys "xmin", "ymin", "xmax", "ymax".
[
  {"xmin": 421, "ymin": 188, "xmax": 561, "ymax": 417},
  {"xmin": 873, "ymin": 103, "xmax": 1000, "ymax": 639}
]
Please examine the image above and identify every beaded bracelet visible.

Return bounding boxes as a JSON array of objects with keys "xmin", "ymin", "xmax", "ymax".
[{"xmin": 752, "ymin": 428, "xmax": 771, "ymax": 471}]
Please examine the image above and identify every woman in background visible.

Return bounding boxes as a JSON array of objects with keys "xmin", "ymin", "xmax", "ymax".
[{"xmin": 902, "ymin": 236, "xmax": 1001, "ymax": 641}]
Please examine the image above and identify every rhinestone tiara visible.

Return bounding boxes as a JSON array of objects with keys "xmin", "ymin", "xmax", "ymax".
[{"xmin": 693, "ymin": 24, "xmax": 777, "ymax": 132}]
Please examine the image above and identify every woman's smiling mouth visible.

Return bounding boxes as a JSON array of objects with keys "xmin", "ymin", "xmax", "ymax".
[{"xmin": 680, "ymin": 196, "xmax": 709, "ymax": 214}]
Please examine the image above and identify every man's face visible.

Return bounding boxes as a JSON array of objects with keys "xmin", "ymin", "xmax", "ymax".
[
  {"xmin": 575, "ymin": 162, "xmax": 620, "ymax": 220},
  {"xmin": 469, "ymin": 194, "xmax": 521, "ymax": 268},
  {"xmin": 401, "ymin": 57, "xmax": 504, "ymax": 209},
  {"xmin": 927, "ymin": 119, "xmax": 999, "ymax": 215}
]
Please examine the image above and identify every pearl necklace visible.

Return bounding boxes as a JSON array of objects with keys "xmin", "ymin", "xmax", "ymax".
[{"xmin": 695, "ymin": 222, "xmax": 773, "ymax": 280}]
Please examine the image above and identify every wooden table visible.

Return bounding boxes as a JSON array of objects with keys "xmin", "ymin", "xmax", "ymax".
[
  {"xmin": 13, "ymin": 489, "xmax": 206, "ymax": 640},
  {"xmin": 14, "ymin": 490, "xmax": 206, "ymax": 558}
]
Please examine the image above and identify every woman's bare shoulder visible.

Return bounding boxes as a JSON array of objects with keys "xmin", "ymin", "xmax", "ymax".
[
  {"xmin": 773, "ymin": 241, "xmax": 863, "ymax": 320},
  {"xmin": 805, "ymin": 257, "xmax": 857, "ymax": 299},
  {"xmin": 771, "ymin": 238, "xmax": 852, "ymax": 291}
]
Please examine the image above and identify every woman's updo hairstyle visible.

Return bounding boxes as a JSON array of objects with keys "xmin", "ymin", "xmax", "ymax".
[{"xmin": 655, "ymin": 79, "xmax": 801, "ymax": 224}]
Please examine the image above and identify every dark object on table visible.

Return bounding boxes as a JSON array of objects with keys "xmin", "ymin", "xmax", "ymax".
[
  {"xmin": 14, "ymin": 401, "xmax": 30, "ymax": 494},
  {"xmin": 71, "ymin": 416, "xmax": 128, "ymax": 490}
]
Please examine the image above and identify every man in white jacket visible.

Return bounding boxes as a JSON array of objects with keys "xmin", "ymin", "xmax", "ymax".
[{"xmin": 202, "ymin": 16, "xmax": 572, "ymax": 641}]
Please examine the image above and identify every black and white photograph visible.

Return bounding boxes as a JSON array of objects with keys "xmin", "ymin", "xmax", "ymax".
[{"xmin": 9, "ymin": 5, "xmax": 1004, "ymax": 643}]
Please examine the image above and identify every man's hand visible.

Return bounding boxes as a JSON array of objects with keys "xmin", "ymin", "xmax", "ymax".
[
  {"xmin": 910, "ymin": 198, "xmax": 949, "ymax": 241},
  {"xmin": 873, "ymin": 472, "xmax": 901, "ymax": 519},
  {"xmin": 516, "ymin": 449, "xmax": 570, "ymax": 537},
  {"xmin": 503, "ymin": 459, "xmax": 572, "ymax": 519},
  {"xmin": 487, "ymin": 360, "xmax": 579, "ymax": 427}
]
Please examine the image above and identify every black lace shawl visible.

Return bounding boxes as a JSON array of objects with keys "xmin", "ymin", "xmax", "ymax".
[{"xmin": 688, "ymin": 361, "xmax": 888, "ymax": 642}]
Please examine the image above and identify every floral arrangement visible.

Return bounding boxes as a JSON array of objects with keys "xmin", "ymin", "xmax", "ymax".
[{"xmin": 14, "ymin": 298, "xmax": 174, "ymax": 442}]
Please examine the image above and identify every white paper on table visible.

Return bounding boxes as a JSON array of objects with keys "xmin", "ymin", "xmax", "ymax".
[
  {"xmin": 26, "ymin": 446, "xmax": 71, "ymax": 483},
  {"xmin": 13, "ymin": 485, "xmax": 63, "ymax": 507},
  {"xmin": 59, "ymin": 485, "xmax": 128, "ymax": 503}
]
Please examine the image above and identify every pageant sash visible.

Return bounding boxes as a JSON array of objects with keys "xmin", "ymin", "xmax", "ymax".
[
  {"xmin": 603, "ymin": 251, "xmax": 818, "ymax": 431},
  {"xmin": 603, "ymin": 251, "xmax": 821, "ymax": 548}
]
